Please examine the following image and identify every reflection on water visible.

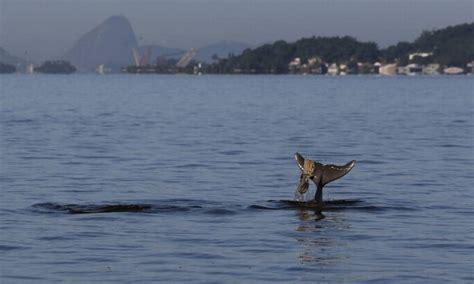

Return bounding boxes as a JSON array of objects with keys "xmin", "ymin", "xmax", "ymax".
[
  {"xmin": 296, "ymin": 208, "xmax": 325, "ymax": 222},
  {"xmin": 295, "ymin": 208, "xmax": 350, "ymax": 264}
]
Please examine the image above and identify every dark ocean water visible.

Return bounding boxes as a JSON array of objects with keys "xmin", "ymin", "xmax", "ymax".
[{"xmin": 0, "ymin": 75, "xmax": 473, "ymax": 283}]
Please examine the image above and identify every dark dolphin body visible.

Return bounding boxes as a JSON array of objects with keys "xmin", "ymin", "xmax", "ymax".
[
  {"xmin": 295, "ymin": 152, "xmax": 355, "ymax": 203},
  {"xmin": 33, "ymin": 199, "xmax": 373, "ymax": 216}
]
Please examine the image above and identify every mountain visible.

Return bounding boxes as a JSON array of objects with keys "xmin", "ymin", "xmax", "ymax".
[
  {"xmin": 63, "ymin": 15, "xmax": 138, "ymax": 71},
  {"xmin": 0, "ymin": 47, "xmax": 27, "ymax": 66},
  {"xmin": 196, "ymin": 40, "xmax": 252, "ymax": 63}
]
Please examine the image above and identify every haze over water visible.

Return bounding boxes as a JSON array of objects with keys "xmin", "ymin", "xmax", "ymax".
[{"xmin": 0, "ymin": 75, "xmax": 473, "ymax": 282}]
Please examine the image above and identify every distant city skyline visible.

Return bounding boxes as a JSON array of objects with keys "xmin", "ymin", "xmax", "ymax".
[{"xmin": 1, "ymin": 0, "xmax": 472, "ymax": 61}]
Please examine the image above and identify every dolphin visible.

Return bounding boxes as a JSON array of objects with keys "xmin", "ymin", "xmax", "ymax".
[{"xmin": 295, "ymin": 152, "xmax": 355, "ymax": 203}]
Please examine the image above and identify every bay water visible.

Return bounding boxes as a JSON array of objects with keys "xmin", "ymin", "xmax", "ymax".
[{"xmin": 1, "ymin": 75, "xmax": 473, "ymax": 282}]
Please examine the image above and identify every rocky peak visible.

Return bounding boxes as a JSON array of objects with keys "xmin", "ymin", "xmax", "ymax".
[{"xmin": 63, "ymin": 15, "xmax": 138, "ymax": 71}]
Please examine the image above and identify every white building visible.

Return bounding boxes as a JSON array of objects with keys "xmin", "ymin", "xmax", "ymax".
[
  {"xmin": 409, "ymin": 52, "xmax": 433, "ymax": 61},
  {"xmin": 26, "ymin": 63, "xmax": 34, "ymax": 74},
  {"xmin": 443, "ymin": 67, "xmax": 464, "ymax": 75},
  {"xmin": 289, "ymin": 57, "xmax": 301, "ymax": 67},
  {"xmin": 288, "ymin": 57, "xmax": 302, "ymax": 74},
  {"xmin": 466, "ymin": 61, "xmax": 474, "ymax": 73},
  {"xmin": 422, "ymin": 64, "xmax": 440, "ymax": 75},
  {"xmin": 406, "ymin": 64, "xmax": 422, "ymax": 75},
  {"xmin": 379, "ymin": 64, "xmax": 397, "ymax": 76},
  {"xmin": 97, "ymin": 64, "xmax": 105, "ymax": 74},
  {"xmin": 397, "ymin": 66, "xmax": 408, "ymax": 75},
  {"xmin": 327, "ymin": 63, "xmax": 339, "ymax": 75}
]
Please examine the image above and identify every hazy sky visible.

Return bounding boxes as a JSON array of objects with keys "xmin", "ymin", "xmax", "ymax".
[{"xmin": 1, "ymin": 0, "xmax": 472, "ymax": 61}]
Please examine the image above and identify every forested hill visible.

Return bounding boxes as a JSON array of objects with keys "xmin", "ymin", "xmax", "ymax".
[
  {"xmin": 208, "ymin": 36, "xmax": 379, "ymax": 74},
  {"xmin": 209, "ymin": 22, "xmax": 474, "ymax": 74},
  {"xmin": 382, "ymin": 23, "xmax": 474, "ymax": 66}
]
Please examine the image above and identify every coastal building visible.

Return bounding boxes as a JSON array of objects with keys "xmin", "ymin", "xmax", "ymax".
[
  {"xmin": 397, "ymin": 66, "xmax": 408, "ymax": 75},
  {"xmin": 300, "ymin": 64, "xmax": 309, "ymax": 75},
  {"xmin": 288, "ymin": 57, "xmax": 301, "ymax": 74},
  {"xmin": 379, "ymin": 64, "xmax": 397, "ymax": 76},
  {"xmin": 422, "ymin": 64, "xmax": 440, "ymax": 75},
  {"xmin": 97, "ymin": 64, "xmax": 105, "ymax": 74},
  {"xmin": 307, "ymin": 57, "xmax": 326, "ymax": 74},
  {"xmin": 443, "ymin": 67, "xmax": 464, "ymax": 75},
  {"xmin": 307, "ymin": 57, "xmax": 320, "ymax": 66},
  {"xmin": 406, "ymin": 64, "xmax": 423, "ymax": 75},
  {"xmin": 327, "ymin": 63, "xmax": 339, "ymax": 75},
  {"xmin": 467, "ymin": 61, "xmax": 474, "ymax": 73},
  {"xmin": 193, "ymin": 63, "xmax": 202, "ymax": 75},
  {"xmin": 310, "ymin": 65, "xmax": 326, "ymax": 74},
  {"xmin": 288, "ymin": 57, "xmax": 326, "ymax": 75},
  {"xmin": 373, "ymin": 62, "xmax": 381, "ymax": 73},
  {"xmin": 357, "ymin": 62, "xmax": 377, "ymax": 74},
  {"xmin": 339, "ymin": 64, "xmax": 347, "ymax": 75},
  {"xmin": 26, "ymin": 63, "xmax": 34, "ymax": 74}
]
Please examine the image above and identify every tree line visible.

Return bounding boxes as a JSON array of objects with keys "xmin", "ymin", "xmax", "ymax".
[{"xmin": 206, "ymin": 22, "xmax": 474, "ymax": 74}]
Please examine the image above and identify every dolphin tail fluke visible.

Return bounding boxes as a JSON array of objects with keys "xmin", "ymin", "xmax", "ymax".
[
  {"xmin": 321, "ymin": 160, "xmax": 356, "ymax": 186},
  {"xmin": 294, "ymin": 152, "xmax": 356, "ymax": 203},
  {"xmin": 295, "ymin": 152, "xmax": 305, "ymax": 171}
]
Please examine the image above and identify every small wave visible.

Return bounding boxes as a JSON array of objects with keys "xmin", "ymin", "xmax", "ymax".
[
  {"xmin": 247, "ymin": 204, "xmax": 286, "ymax": 210},
  {"xmin": 177, "ymin": 163, "xmax": 209, "ymax": 169},
  {"xmin": 219, "ymin": 150, "xmax": 246, "ymax": 156},
  {"xmin": 72, "ymin": 155, "xmax": 120, "ymax": 159},
  {"xmin": 249, "ymin": 199, "xmax": 369, "ymax": 211},
  {"xmin": 204, "ymin": 208, "xmax": 237, "ymax": 215},
  {"xmin": 439, "ymin": 144, "xmax": 471, "ymax": 149},
  {"xmin": 3, "ymin": 119, "xmax": 35, "ymax": 124},
  {"xmin": 97, "ymin": 112, "xmax": 114, "ymax": 117},
  {"xmin": 357, "ymin": 160, "xmax": 385, "ymax": 165},
  {"xmin": 0, "ymin": 245, "xmax": 27, "ymax": 251}
]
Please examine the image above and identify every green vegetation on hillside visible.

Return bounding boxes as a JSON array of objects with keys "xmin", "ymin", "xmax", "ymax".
[
  {"xmin": 208, "ymin": 22, "xmax": 474, "ymax": 74},
  {"xmin": 207, "ymin": 36, "xmax": 379, "ymax": 74},
  {"xmin": 413, "ymin": 23, "xmax": 474, "ymax": 66}
]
